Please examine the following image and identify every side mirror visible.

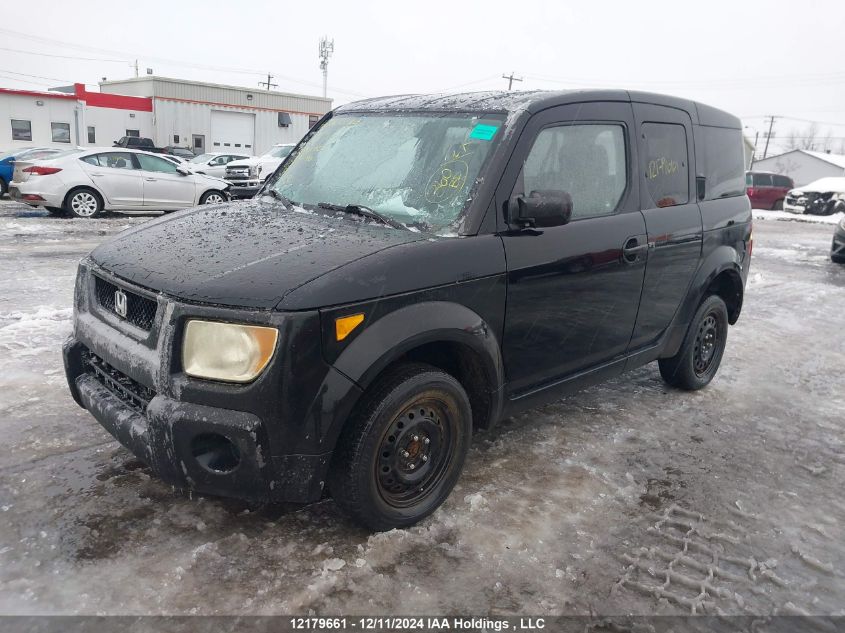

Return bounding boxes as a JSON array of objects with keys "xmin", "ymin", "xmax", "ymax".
[
  {"xmin": 510, "ymin": 190, "xmax": 573, "ymax": 228},
  {"xmin": 176, "ymin": 164, "xmax": 191, "ymax": 176}
]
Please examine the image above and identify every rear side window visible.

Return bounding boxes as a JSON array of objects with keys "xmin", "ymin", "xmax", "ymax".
[
  {"xmin": 642, "ymin": 122, "xmax": 689, "ymax": 207},
  {"xmin": 699, "ymin": 126, "xmax": 745, "ymax": 199},
  {"xmin": 86, "ymin": 152, "xmax": 137, "ymax": 169},
  {"xmin": 773, "ymin": 175, "xmax": 792, "ymax": 188},
  {"xmin": 753, "ymin": 173, "xmax": 772, "ymax": 187},
  {"xmin": 521, "ymin": 123, "xmax": 627, "ymax": 219}
]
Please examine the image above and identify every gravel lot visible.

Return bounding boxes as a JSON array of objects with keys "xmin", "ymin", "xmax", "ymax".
[{"xmin": 0, "ymin": 201, "xmax": 843, "ymax": 616}]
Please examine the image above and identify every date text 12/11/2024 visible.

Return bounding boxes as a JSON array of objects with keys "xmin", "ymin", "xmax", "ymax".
[{"xmin": 289, "ymin": 616, "xmax": 547, "ymax": 630}]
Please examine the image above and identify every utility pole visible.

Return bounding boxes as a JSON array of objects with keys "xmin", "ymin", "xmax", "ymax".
[
  {"xmin": 258, "ymin": 72, "xmax": 277, "ymax": 91},
  {"xmin": 133, "ymin": 59, "xmax": 139, "ymax": 78},
  {"xmin": 502, "ymin": 72, "xmax": 522, "ymax": 91},
  {"xmin": 319, "ymin": 37, "xmax": 334, "ymax": 98},
  {"xmin": 763, "ymin": 115, "xmax": 778, "ymax": 159}
]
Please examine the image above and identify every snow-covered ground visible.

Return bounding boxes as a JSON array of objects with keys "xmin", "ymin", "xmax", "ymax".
[
  {"xmin": 753, "ymin": 208, "xmax": 844, "ymax": 225},
  {"xmin": 0, "ymin": 200, "xmax": 843, "ymax": 616}
]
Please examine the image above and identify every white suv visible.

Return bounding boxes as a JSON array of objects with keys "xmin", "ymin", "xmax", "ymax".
[{"xmin": 225, "ymin": 144, "xmax": 295, "ymax": 198}]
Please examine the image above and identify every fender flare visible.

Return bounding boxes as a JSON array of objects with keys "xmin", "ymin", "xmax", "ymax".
[
  {"xmin": 331, "ymin": 300, "xmax": 504, "ymax": 424},
  {"xmin": 662, "ymin": 245, "xmax": 745, "ymax": 357}
]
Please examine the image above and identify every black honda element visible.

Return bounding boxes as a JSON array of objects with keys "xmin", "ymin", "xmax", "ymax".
[{"xmin": 64, "ymin": 90, "xmax": 752, "ymax": 530}]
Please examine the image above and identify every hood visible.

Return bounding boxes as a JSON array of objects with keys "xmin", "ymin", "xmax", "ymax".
[
  {"xmin": 89, "ymin": 200, "xmax": 425, "ymax": 309},
  {"xmin": 227, "ymin": 157, "xmax": 261, "ymax": 169},
  {"xmin": 791, "ymin": 177, "xmax": 845, "ymax": 195}
]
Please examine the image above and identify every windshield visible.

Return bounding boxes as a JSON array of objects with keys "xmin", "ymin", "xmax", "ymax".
[
  {"xmin": 268, "ymin": 112, "xmax": 505, "ymax": 232},
  {"xmin": 189, "ymin": 153, "xmax": 214, "ymax": 164},
  {"xmin": 265, "ymin": 145, "xmax": 294, "ymax": 159}
]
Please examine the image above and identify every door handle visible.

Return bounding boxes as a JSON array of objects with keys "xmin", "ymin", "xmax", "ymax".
[
  {"xmin": 144, "ymin": 177, "xmax": 157, "ymax": 182},
  {"xmin": 622, "ymin": 237, "xmax": 648, "ymax": 263},
  {"xmin": 90, "ymin": 173, "xmax": 104, "ymax": 177}
]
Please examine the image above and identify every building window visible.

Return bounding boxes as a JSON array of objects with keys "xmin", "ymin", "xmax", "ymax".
[
  {"xmin": 11, "ymin": 119, "xmax": 32, "ymax": 141},
  {"xmin": 308, "ymin": 114, "xmax": 319, "ymax": 129},
  {"xmin": 51, "ymin": 122, "xmax": 71, "ymax": 143},
  {"xmin": 125, "ymin": 129, "xmax": 140, "ymax": 137},
  {"xmin": 173, "ymin": 134, "xmax": 180, "ymax": 143},
  {"xmin": 87, "ymin": 126, "xmax": 96, "ymax": 144}
]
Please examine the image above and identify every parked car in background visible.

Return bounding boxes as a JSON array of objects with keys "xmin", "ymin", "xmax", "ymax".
[
  {"xmin": 832, "ymin": 216, "xmax": 845, "ymax": 263},
  {"xmin": 745, "ymin": 171, "xmax": 793, "ymax": 210},
  {"xmin": 163, "ymin": 146, "xmax": 195, "ymax": 159},
  {"xmin": 784, "ymin": 177, "xmax": 845, "ymax": 215},
  {"xmin": 113, "ymin": 136, "xmax": 165, "ymax": 153},
  {"xmin": 62, "ymin": 90, "xmax": 751, "ymax": 530},
  {"xmin": 225, "ymin": 143, "xmax": 295, "ymax": 198},
  {"xmin": 188, "ymin": 152, "xmax": 250, "ymax": 178},
  {"xmin": 1, "ymin": 147, "xmax": 70, "ymax": 197},
  {"xmin": 9, "ymin": 148, "xmax": 230, "ymax": 218},
  {"xmin": 161, "ymin": 154, "xmax": 187, "ymax": 165}
]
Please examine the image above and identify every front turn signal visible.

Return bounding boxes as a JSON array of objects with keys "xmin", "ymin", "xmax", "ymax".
[{"xmin": 335, "ymin": 313, "xmax": 364, "ymax": 341}]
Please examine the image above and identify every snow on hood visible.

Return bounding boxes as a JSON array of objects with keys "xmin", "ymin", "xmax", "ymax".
[
  {"xmin": 791, "ymin": 177, "xmax": 845, "ymax": 194},
  {"xmin": 88, "ymin": 199, "xmax": 425, "ymax": 309}
]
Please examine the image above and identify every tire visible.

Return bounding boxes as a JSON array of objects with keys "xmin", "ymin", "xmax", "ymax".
[
  {"xmin": 200, "ymin": 190, "xmax": 226, "ymax": 205},
  {"xmin": 773, "ymin": 199, "xmax": 783, "ymax": 211},
  {"xmin": 658, "ymin": 295, "xmax": 729, "ymax": 391},
  {"xmin": 329, "ymin": 362, "xmax": 472, "ymax": 531},
  {"xmin": 0, "ymin": 178, "xmax": 7, "ymax": 197},
  {"xmin": 45, "ymin": 206, "xmax": 66, "ymax": 216},
  {"xmin": 832, "ymin": 254, "xmax": 845, "ymax": 264},
  {"xmin": 64, "ymin": 188, "xmax": 103, "ymax": 218}
]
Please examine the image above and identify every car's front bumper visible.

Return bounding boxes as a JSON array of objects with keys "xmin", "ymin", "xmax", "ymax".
[
  {"xmin": 228, "ymin": 184, "xmax": 262, "ymax": 199},
  {"xmin": 63, "ymin": 261, "xmax": 362, "ymax": 503}
]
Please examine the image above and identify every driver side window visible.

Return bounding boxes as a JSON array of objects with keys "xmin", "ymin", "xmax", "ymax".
[{"xmin": 518, "ymin": 124, "xmax": 627, "ymax": 220}]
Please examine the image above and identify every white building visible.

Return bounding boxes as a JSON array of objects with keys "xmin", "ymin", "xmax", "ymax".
[
  {"xmin": 1, "ymin": 77, "xmax": 332, "ymax": 156},
  {"xmin": 751, "ymin": 149, "xmax": 845, "ymax": 187}
]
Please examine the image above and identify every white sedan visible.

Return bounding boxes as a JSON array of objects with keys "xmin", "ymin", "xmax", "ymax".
[
  {"xmin": 187, "ymin": 152, "xmax": 250, "ymax": 178},
  {"xmin": 9, "ymin": 148, "xmax": 231, "ymax": 218}
]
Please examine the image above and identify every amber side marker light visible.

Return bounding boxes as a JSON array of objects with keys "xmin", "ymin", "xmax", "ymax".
[{"xmin": 336, "ymin": 313, "xmax": 365, "ymax": 341}]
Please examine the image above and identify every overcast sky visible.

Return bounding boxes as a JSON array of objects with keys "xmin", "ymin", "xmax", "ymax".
[{"xmin": 2, "ymin": 0, "xmax": 844, "ymax": 154}]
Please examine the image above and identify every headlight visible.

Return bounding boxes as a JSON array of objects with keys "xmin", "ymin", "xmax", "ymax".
[
  {"xmin": 250, "ymin": 165, "xmax": 260, "ymax": 176},
  {"xmin": 182, "ymin": 320, "xmax": 278, "ymax": 383}
]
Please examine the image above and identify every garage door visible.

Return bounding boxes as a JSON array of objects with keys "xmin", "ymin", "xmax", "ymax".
[{"xmin": 210, "ymin": 110, "xmax": 255, "ymax": 154}]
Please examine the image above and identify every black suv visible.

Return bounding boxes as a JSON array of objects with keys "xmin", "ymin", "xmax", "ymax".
[{"xmin": 64, "ymin": 90, "xmax": 752, "ymax": 530}]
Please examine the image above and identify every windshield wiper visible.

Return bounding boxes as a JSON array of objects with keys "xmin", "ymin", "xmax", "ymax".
[
  {"xmin": 317, "ymin": 202, "xmax": 408, "ymax": 231},
  {"xmin": 262, "ymin": 188, "xmax": 295, "ymax": 209}
]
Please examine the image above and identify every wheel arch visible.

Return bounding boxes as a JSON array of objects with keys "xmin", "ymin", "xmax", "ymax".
[
  {"xmin": 661, "ymin": 245, "xmax": 745, "ymax": 358},
  {"xmin": 63, "ymin": 185, "xmax": 105, "ymax": 211},
  {"xmin": 330, "ymin": 301, "xmax": 505, "ymax": 436}
]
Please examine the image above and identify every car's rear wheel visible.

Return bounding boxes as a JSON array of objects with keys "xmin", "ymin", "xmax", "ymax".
[
  {"xmin": 329, "ymin": 362, "xmax": 471, "ymax": 530},
  {"xmin": 65, "ymin": 188, "xmax": 103, "ymax": 218},
  {"xmin": 773, "ymin": 199, "xmax": 784, "ymax": 211},
  {"xmin": 658, "ymin": 295, "xmax": 729, "ymax": 391},
  {"xmin": 200, "ymin": 190, "xmax": 226, "ymax": 205}
]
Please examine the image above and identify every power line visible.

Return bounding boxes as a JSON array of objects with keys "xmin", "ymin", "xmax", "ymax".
[
  {"xmin": 258, "ymin": 72, "xmax": 277, "ymax": 91},
  {"xmin": 0, "ymin": 68, "xmax": 77, "ymax": 83},
  {"xmin": 0, "ymin": 46, "xmax": 127, "ymax": 63}
]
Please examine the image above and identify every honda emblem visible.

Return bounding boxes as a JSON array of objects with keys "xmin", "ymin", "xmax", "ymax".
[{"xmin": 114, "ymin": 289, "xmax": 128, "ymax": 318}]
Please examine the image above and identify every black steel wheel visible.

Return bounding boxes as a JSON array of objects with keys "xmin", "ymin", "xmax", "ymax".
[
  {"xmin": 659, "ymin": 295, "xmax": 729, "ymax": 390},
  {"xmin": 329, "ymin": 363, "xmax": 471, "ymax": 530}
]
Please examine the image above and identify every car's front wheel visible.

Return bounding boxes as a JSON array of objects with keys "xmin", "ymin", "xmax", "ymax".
[
  {"xmin": 200, "ymin": 190, "xmax": 226, "ymax": 205},
  {"xmin": 658, "ymin": 295, "xmax": 729, "ymax": 390},
  {"xmin": 329, "ymin": 363, "xmax": 472, "ymax": 530},
  {"xmin": 65, "ymin": 188, "xmax": 103, "ymax": 218},
  {"xmin": 773, "ymin": 199, "xmax": 784, "ymax": 211}
]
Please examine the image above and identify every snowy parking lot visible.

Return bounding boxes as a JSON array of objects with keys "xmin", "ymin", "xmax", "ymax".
[{"xmin": 0, "ymin": 200, "xmax": 843, "ymax": 616}]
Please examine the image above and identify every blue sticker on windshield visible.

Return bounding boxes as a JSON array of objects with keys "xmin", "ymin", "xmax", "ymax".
[{"xmin": 469, "ymin": 124, "xmax": 499, "ymax": 141}]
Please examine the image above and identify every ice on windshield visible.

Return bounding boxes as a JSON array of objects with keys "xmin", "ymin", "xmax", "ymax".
[{"xmin": 269, "ymin": 112, "xmax": 504, "ymax": 232}]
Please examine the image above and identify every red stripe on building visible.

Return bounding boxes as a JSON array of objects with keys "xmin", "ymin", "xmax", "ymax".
[{"xmin": 74, "ymin": 83, "xmax": 153, "ymax": 112}]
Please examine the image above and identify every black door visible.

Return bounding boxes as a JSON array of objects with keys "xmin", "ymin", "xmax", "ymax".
[
  {"xmin": 499, "ymin": 102, "xmax": 648, "ymax": 396},
  {"xmin": 627, "ymin": 103, "xmax": 703, "ymax": 351}
]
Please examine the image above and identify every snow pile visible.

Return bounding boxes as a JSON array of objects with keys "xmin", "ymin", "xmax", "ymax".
[{"xmin": 753, "ymin": 209, "xmax": 843, "ymax": 225}]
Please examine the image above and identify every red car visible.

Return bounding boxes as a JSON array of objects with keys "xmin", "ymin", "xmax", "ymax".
[{"xmin": 746, "ymin": 171, "xmax": 794, "ymax": 210}]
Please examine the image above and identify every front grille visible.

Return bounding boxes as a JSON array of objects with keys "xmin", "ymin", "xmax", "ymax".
[
  {"xmin": 95, "ymin": 276, "xmax": 157, "ymax": 330},
  {"xmin": 84, "ymin": 350, "xmax": 155, "ymax": 412}
]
